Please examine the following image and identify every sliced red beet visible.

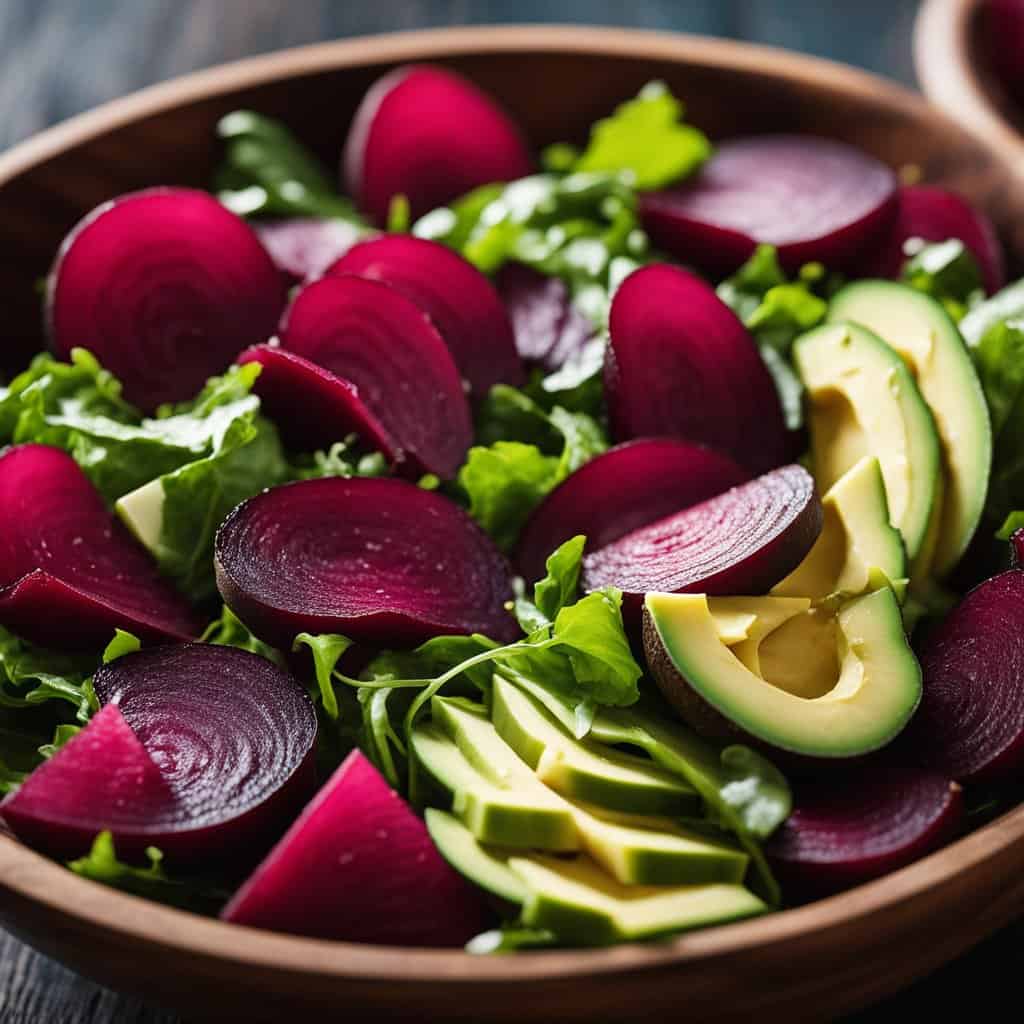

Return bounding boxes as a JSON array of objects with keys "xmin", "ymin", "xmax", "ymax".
[
  {"xmin": 766, "ymin": 752, "xmax": 963, "ymax": 898},
  {"xmin": 911, "ymin": 568, "xmax": 1024, "ymax": 786},
  {"xmin": 639, "ymin": 136, "xmax": 896, "ymax": 274},
  {"xmin": 46, "ymin": 188, "xmax": 286, "ymax": 413},
  {"xmin": 986, "ymin": 0, "xmax": 1024, "ymax": 107},
  {"xmin": 253, "ymin": 218, "xmax": 363, "ymax": 285},
  {"xmin": 495, "ymin": 262, "xmax": 596, "ymax": 372},
  {"xmin": 1012, "ymin": 528, "xmax": 1024, "ymax": 569},
  {"xmin": 215, "ymin": 477, "xmax": 519, "ymax": 649},
  {"xmin": 326, "ymin": 235, "xmax": 524, "ymax": 397},
  {"xmin": 605, "ymin": 264, "xmax": 789, "ymax": 475},
  {"xmin": 516, "ymin": 439, "xmax": 749, "ymax": 585},
  {"xmin": 237, "ymin": 345, "xmax": 400, "ymax": 461},
  {"xmin": 344, "ymin": 65, "xmax": 533, "ymax": 225},
  {"xmin": 89, "ymin": 644, "xmax": 317, "ymax": 864},
  {"xmin": 222, "ymin": 750, "xmax": 490, "ymax": 945},
  {"xmin": 279, "ymin": 276, "xmax": 472, "ymax": 480},
  {"xmin": 582, "ymin": 464, "xmax": 821, "ymax": 621},
  {"xmin": 861, "ymin": 185, "xmax": 1006, "ymax": 294},
  {"xmin": 1, "ymin": 704, "xmax": 177, "ymax": 860},
  {"xmin": 0, "ymin": 445, "xmax": 202, "ymax": 650}
]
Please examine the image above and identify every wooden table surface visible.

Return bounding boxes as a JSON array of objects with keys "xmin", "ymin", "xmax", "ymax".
[{"xmin": 0, "ymin": 0, "xmax": 1021, "ymax": 1020}]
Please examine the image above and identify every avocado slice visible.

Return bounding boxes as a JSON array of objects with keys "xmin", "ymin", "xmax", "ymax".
[
  {"xmin": 489, "ymin": 678, "xmax": 697, "ymax": 816},
  {"xmin": 644, "ymin": 587, "xmax": 922, "ymax": 758},
  {"xmin": 828, "ymin": 281, "xmax": 991, "ymax": 577},
  {"xmin": 115, "ymin": 477, "xmax": 165, "ymax": 551},
  {"xmin": 706, "ymin": 596, "xmax": 812, "ymax": 675},
  {"xmin": 508, "ymin": 854, "xmax": 766, "ymax": 946},
  {"xmin": 793, "ymin": 322, "xmax": 941, "ymax": 566},
  {"xmin": 771, "ymin": 456, "xmax": 907, "ymax": 601}
]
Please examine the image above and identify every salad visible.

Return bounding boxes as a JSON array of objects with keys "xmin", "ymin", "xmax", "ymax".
[{"xmin": 0, "ymin": 63, "xmax": 1023, "ymax": 952}]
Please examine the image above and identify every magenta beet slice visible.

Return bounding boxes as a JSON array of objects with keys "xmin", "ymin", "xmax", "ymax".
[
  {"xmin": 639, "ymin": 136, "xmax": 896, "ymax": 274},
  {"xmin": 279, "ymin": 276, "xmax": 472, "ymax": 479},
  {"xmin": 1012, "ymin": 529, "xmax": 1024, "ymax": 569},
  {"xmin": 516, "ymin": 439, "xmax": 749, "ymax": 585},
  {"xmin": 860, "ymin": 185, "xmax": 1006, "ymax": 294},
  {"xmin": 90, "ymin": 644, "xmax": 317, "ymax": 864},
  {"xmin": 911, "ymin": 569, "xmax": 1024, "ymax": 786},
  {"xmin": 495, "ymin": 262, "xmax": 596, "ymax": 372},
  {"xmin": 343, "ymin": 64, "xmax": 533, "ymax": 225},
  {"xmin": 0, "ymin": 445, "xmax": 202, "ymax": 650},
  {"xmin": 46, "ymin": 188, "xmax": 286, "ymax": 413},
  {"xmin": 253, "ymin": 218, "xmax": 363, "ymax": 285},
  {"xmin": 766, "ymin": 752, "xmax": 963, "ymax": 898},
  {"xmin": 215, "ymin": 477, "xmax": 519, "ymax": 648},
  {"xmin": 222, "ymin": 750, "xmax": 490, "ymax": 945},
  {"xmin": 606, "ymin": 264, "xmax": 789, "ymax": 475},
  {"xmin": 1, "ymin": 704, "xmax": 177, "ymax": 861},
  {"xmin": 582, "ymin": 464, "xmax": 821, "ymax": 620},
  {"xmin": 326, "ymin": 235, "xmax": 524, "ymax": 396},
  {"xmin": 237, "ymin": 345, "xmax": 400, "ymax": 461}
]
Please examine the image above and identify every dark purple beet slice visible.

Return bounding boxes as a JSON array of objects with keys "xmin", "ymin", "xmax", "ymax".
[
  {"xmin": 516, "ymin": 439, "xmax": 749, "ymax": 585},
  {"xmin": 495, "ymin": 262, "xmax": 596, "ymax": 372},
  {"xmin": 221, "ymin": 750, "xmax": 491, "ymax": 945},
  {"xmin": 343, "ymin": 65, "xmax": 533, "ymax": 225},
  {"xmin": 986, "ymin": 0, "xmax": 1024, "ymax": 106},
  {"xmin": 0, "ymin": 445, "xmax": 203, "ymax": 650},
  {"xmin": 90, "ymin": 644, "xmax": 317, "ymax": 864},
  {"xmin": 582, "ymin": 464, "xmax": 822, "ymax": 621},
  {"xmin": 639, "ymin": 136, "xmax": 897, "ymax": 274},
  {"xmin": 327, "ymin": 235, "xmax": 524, "ymax": 397},
  {"xmin": 253, "ymin": 218, "xmax": 363, "ymax": 285},
  {"xmin": 1012, "ymin": 528, "xmax": 1024, "ymax": 569},
  {"xmin": 215, "ymin": 477, "xmax": 519, "ymax": 649},
  {"xmin": 861, "ymin": 185, "xmax": 1006, "ymax": 294},
  {"xmin": 279, "ymin": 276, "xmax": 472, "ymax": 480},
  {"xmin": 766, "ymin": 752, "xmax": 963, "ymax": 898},
  {"xmin": 46, "ymin": 188, "xmax": 286, "ymax": 413},
  {"xmin": 1, "ymin": 704, "xmax": 177, "ymax": 860},
  {"xmin": 606, "ymin": 264, "xmax": 789, "ymax": 475},
  {"xmin": 911, "ymin": 569, "xmax": 1024, "ymax": 786},
  {"xmin": 237, "ymin": 345, "xmax": 400, "ymax": 461}
]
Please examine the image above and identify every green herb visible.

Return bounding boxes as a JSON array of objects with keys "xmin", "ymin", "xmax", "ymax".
[
  {"xmin": 201, "ymin": 606, "xmax": 284, "ymax": 667},
  {"xmin": 998, "ymin": 510, "xmax": 1024, "ymax": 540},
  {"xmin": 289, "ymin": 439, "xmax": 391, "ymax": 481},
  {"xmin": 901, "ymin": 238, "xmax": 984, "ymax": 320},
  {"xmin": 961, "ymin": 278, "xmax": 1024, "ymax": 347},
  {"xmin": 0, "ymin": 625, "xmax": 96, "ymax": 721},
  {"xmin": 102, "ymin": 630, "xmax": 141, "ymax": 664},
  {"xmin": 386, "ymin": 194, "xmax": 411, "ymax": 233},
  {"xmin": 37, "ymin": 723, "xmax": 82, "ymax": 761}
]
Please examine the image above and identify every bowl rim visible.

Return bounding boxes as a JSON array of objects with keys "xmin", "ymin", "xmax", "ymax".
[{"xmin": 1, "ymin": 22, "xmax": 1023, "ymax": 987}]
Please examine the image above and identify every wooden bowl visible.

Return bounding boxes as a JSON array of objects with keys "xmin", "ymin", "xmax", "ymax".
[
  {"xmin": 2, "ymin": 25, "xmax": 1024, "ymax": 1022},
  {"xmin": 915, "ymin": 0, "xmax": 1024, "ymax": 168}
]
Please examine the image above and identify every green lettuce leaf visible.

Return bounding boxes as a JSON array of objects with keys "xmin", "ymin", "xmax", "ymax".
[
  {"xmin": 961, "ymin": 278, "xmax": 1024, "ymax": 347},
  {"xmin": 0, "ymin": 625, "xmax": 96, "ymax": 720},
  {"xmin": 201, "ymin": 606, "xmax": 284, "ymax": 666},
  {"xmin": 101, "ymin": 629, "xmax": 141, "ymax": 664},
  {"xmin": 513, "ymin": 534, "xmax": 586, "ymax": 632},
  {"xmin": 901, "ymin": 238, "xmax": 983, "ymax": 320}
]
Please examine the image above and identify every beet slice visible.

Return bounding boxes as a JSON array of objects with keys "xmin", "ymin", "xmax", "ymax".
[
  {"xmin": 279, "ymin": 276, "xmax": 472, "ymax": 480},
  {"xmin": 861, "ymin": 185, "xmax": 1006, "ymax": 294},
  {"xmin": 516, "ymin": 439, "xmax": 749, "ymax": 585},
  {"xmin": 1012, "ymin": 528, "xmax": 1024, "ymax": 569},
  {"xmin": 237, "ymin": 345, "xmax": 400, "ymax": 461},
  {"xmin": 215, "ymin": 477, "xmax": 519, "ymax": 648},
  {"xmin": 90, "ymin": 644, "xmax": 317, "ymax": 864},
  {"xmin": 495, "ymin": 262, "xmax": 596, "ymax": 372},
  {"xmin": 46, "ymin": 188, "xmax": 286, "ymax": 413},
  {"xmin": 582, "ymin": 464, "xmax": 822, "ymax": 621},
  {"xmin": 766, "ymin": 752, "xmax": 963, "ymax": 898},
  {"xmin": 343, "ymin": 65, "xmax": 533, "ymax": 225},
  {"xmin": 222, "ymin": 749, "xmax": 490, "ymax": 945},
  {"xmin": 253, "ymin": 218, "xmax": 363, "ymax": 285},
  {"xmin": 605, "ymin": 264, "xmax": 789, "ymax": 475},
  {"xmin": 911, "ymin": 568, "xmax": 1024, "ymax": 786},
  {"xmin": 1, "ymin": 704, "xmax": 178, "ymax": 860},
  {"xmin": 639, "ymin": 136, "xmax": 896, "ymax": 274},
  {"xmin": 0, "ymin": 445, "xmax": 202, "ymax": 650},
  {"xmin": 326, "ymin": 235, "xmax": 524, "ymax": 397}
]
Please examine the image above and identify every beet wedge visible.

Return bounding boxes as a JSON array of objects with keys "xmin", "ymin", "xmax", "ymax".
[
  {"xmin": 583, "ymin": 464, "xmax": 822, "ymax": 622},
  {"xmin": 253, "ymin": 218, "xmax": 363, "ymax": 285},
  {"xmin": 91, "ymin": 644, "xmax": 317, "ymax": 864},
  {"xmin": 639, "ymin": 135, "xmax": 896, "ymax": 274},
  {"xmin": 215, "ymin": 477, "xmax": 519, "ymax": 649},
  {"xmin": 606, "ymin": 264, "xmax": 789, "ymax": 475},
  {"xmin": 516, "ymin": 439, "xmax": 749, "ymax": 585},
  {"xmin": 344, "ymin": 65, "xmax": 532, "ymax": 225},
  {"xmin": 279, "ymin": 276, "xmax": 472, "ymax": 480},
  {"xmin": 46, "ymin": 188, "xmax": 285, "ymax": 413},
  {"xmin": 0, "ymin": 445, "xmax": 202, "ymax": 650},
  {"xmin": 327, "ymin": 235, "xmax": 524, "ymax": 397},
  {"xmin": 222, "ymin": 749, "xmax": 492, "ymax": 945},
  {"xmin": 1, "ymin": 703, "xmax": 177, "ymax": 860}
]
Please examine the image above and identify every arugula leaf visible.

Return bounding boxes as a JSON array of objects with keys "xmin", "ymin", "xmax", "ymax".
[
  {"xmin": 293, "ymin": 633, "xmax": 354, "ymax": 719},
  {"xmin": 532, "ymin": 535, "xmax": 586, "ymax": 624},
  {"xmin": 289, "ymin": 439, "xmax": 390, "ymax": 482},
  {"xmin": 0, "ymin": 625, "xmax": 96, "ymax": 720},
  {"xmin": 102, "ymin": 630, "xmax": 141, "ymax": 664},
  {"xmin": 901, "ymin": 238, "xmax": 983, "ymax": 320},
  {"xmin": 201, "ymin": 606, "xmax": 284, "ymax": 666},
  {"xmin": 998, "ymin": 511, "xmax": 1024, "ymax": 540}
]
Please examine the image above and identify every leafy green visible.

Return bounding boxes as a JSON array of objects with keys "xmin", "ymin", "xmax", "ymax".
[
  {"xmin": 466, "ymin": 926, "xmax": 558, "ymax": 954},
  {"xmin": 294, "ymin": 632, "xmax": 354, "ymax": 719},
  {"xmin": 386, "ymin": 194, "xmax": 411, "ymax": 234},
  {"xmin": 998, "ymin": 510, "xmax": 1024, "ymax": 540},
  {"xmin": 201, "ymin": 605, "xmax": 284, "ymax": 667},
  {"xmin": 289, "ymin": 439, "xmax": 391, "ymax": 482},
  {"xmin": 0, "ymin": 625, "xmax": 96, "ymax": 720},
  {"xmin": 901, "ymin": 238, "xmax": 983, "ymax": 320},
  {"xmin": 961, "ymin": 278, "xmax": 1024, "ymax": 347},
  {"xmin": 101, "ymin": 630, "xmax": 141, "ymax": 664},
  {"xmin": 513, "ymin": 535, "xmax": 586, "ymax": 633},
  {"xmin": 37, "ymin": 723, "xmax": 81, "ymax": 761}
]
